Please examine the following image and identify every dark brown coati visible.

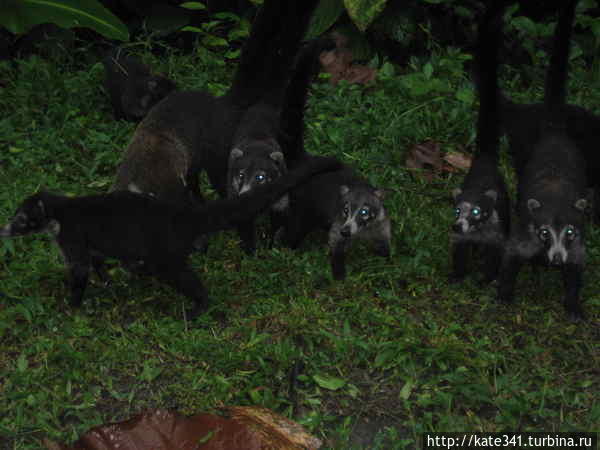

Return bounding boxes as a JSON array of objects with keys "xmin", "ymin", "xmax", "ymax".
[
  {"xmin": 277, "ymin": 39, "xmax": 391, "ymax": 280},
  {"xmin": 102, "ymin": 48, "xmax": 177, "ymax": 122},
  {"xmin": 496, "ymin": 0, "xmax": 588, "ymax": 319},
  {"xmin": 450, "ymin": 0, "xmax": 510, "ymax": 284},
  {"xmin": 0, "ymin": 157, "xmax": 340, "ymax": 319},
  {"xmin": 112, "ymin": 0, "xmax": 320, "ymax": 254}
]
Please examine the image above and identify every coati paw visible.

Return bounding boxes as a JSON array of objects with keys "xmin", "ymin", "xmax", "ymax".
[
  {"xmin": 192, "ymin": 236, "xmax": 210, "ymax": 254},
  {"xmin": 564, "ymin": 303, "xmax": 585, "ymax": 322}
]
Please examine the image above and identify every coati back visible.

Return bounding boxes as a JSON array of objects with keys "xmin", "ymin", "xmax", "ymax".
[
  {"xmin": 450, "ymin": 0, "xmax": 510, "ymax": 284},
  {"xmin": 112, "ymin": 0, "xmax": 320, "ymax": 254},
  {"xmin": 277, "ymin": 39, "xmax": 391, "ymax": 280},
  {"xmin": 102, "ymin": 48, "xmax": 177, "ymax": 122},
  {"xmin": 0, "ymin": 157, "xmax": 340, "ymax": 319},
  {"xmin": 496, "ymin": 0, "xmax": 588, "ymax": 319}
]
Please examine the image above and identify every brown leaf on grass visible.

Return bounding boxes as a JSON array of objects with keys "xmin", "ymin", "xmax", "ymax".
[
  {"xmin": 43, "ymin": 407, "xmax": 321, "ymax": 450},
  {"xmin": 405, "ymin": 140, "xmax": 443, "ymax": 181},
  {"xmin": 319, "ymin": 32, "xmax": 377, "ymax": 85},
  {"xmin": 443, "ymin": 150, "xmax": 472, "ymax": 171}
]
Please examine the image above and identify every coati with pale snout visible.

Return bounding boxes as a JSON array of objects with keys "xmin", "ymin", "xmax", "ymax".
[
  {"xmin": 102, "ymin": 48, "xmax": 177, "ymax": 122},
  {"xmin": 450, "ymin": 0, "xmax": 510, "ymax": 284},
  {"xmin": 496, "ymin": 0, "xmax": 589, "ymax": 319},
  {"xmin": 0, "ymin": 157, "xmax": 340, "ymax": 319},
  {"xmin": 277, "ymin": 39, "xmax": 391, "ymax": 280},
  {"xmin": 113, "ymin": 0, "xmax": 320, "ymax": 254}
]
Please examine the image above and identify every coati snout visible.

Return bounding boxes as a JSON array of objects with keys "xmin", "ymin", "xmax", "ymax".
[
  {"xmin": 0, "ymin": 195, "xmax": 57, "ymax": 237},
  {"xmin": 336, "ymin": 185, "xmax": 386, "ymax": 239},
  {"xmin": 452, "ymin": 188, "xmax": 498, "ymax": 235}
]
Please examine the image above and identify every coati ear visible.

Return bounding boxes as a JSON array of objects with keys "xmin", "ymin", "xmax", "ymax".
[
  {"xmin": 574, "ymin": 198, "xmax": 587, "ymax": 211},
  {"xmin": 340, "ymin": 185, "xmax": 350, "ymax": 196},
  {"xmin": 484, "ymin": 189, "xmax": 497, "ymax": 202},
  {"xmin": 229, "ymin": 148, "xmax": 244, "ymax": 161},
  {"xmin": 147, "ymin": 79, "xmax": 158, "ymax": 91},
  {"xmin": 527, "ymin": 198, "xmax": 541, "ymax": 213},
  {"xmin": 269, "ymin": 151, "xmax": 284, "ymax": 164},
  {"xmin": 373, "ymin": 189, "xmax": 385, "ymax": 200},
  {"xmin": 452, "ymin": 188, "xmax": 462, "ymax": 200}
]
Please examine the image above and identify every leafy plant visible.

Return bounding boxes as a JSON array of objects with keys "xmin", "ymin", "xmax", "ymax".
[{"xmin": 0, "ymin": 0, "xmax": 128, "ymax": 41}]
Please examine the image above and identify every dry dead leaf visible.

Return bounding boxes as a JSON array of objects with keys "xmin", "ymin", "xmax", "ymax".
[
  {"xmin": 44, "ymin": 407, "xmax": 321, "ymax": 450},
  {"xmin": 319, "ymin": 32, "xmax": 377, "ymax": 85},
  {"xmin": 405, "ymin": 140, "xmax": 443, "ymax": 181},
  {"xmin": 443, "ymin": 150, "xmax": 472, "ymax": 171}
]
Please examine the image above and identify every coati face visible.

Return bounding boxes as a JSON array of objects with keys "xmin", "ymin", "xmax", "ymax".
[
  {"xmin": 123, "ymin": 76, "xmax": 176, "ymax": 120},
  {"xmin": 527, "ymin": 197, "xmax": 586, "ymax": 266},
  {"xmin": 0, "ymin": 194, "xmax": 54, "ymax": 238},
  {"xmin": 452, "ymin": 188, "xmax": 498, "ymax": 234},
  {"xmin": 227, "ymin": 142, "xmax": 287, "ymax": 207},
  {"xmin": 336, "ymin": 185, "xmax": 386, "ymax": 239}
]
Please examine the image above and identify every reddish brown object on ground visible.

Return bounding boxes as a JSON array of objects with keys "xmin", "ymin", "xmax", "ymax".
[
  {"xmin": 406, "ymin": 140, "xmax": 472, "ymax": 181},
  {"xmin": 43, "ymin": 407, "xmax": 322, "ymax": 450},
  {"xmin": 319, "ymin": 32, "xmax": 377, "ymax": 85}
]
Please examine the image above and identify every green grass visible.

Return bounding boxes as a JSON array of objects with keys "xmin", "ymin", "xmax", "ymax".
[{"xmin": 0, "ymin": 44, "xmax": 599, "ymax": 450}]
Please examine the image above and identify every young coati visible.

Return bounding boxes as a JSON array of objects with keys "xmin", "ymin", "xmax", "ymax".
[
  {"xmin": 496, "ymin": 0, "xmax": 588, "ymax": 319},
  {"xmin": 450, "ymin": 0, "xmax": 510, "ymax": 284},
  {"xmin": 277, "ymin": 39, "xmax": 391, "ymax": 280},
  {"xmin": 102, "ymin": 48, "xmax": 177, "ymax": 122},
  {"xmin": 112, "ymin": 0, "xmax": 320, "ymax": 254},
  {"xmin": 0, "ymin": 157, "xmax": 340, "ymax": 319}
]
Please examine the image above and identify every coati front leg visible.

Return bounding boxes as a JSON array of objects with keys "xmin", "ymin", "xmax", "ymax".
[
  {"xmin": 496, "ymin": 251, "xmax": 523, "ymax": 305},
  {"xmin": 237, "ymin": 220, "xmax": 256, "ymax": 255},
  {"xmin": 562, "ymin": 263, "xmax": 584, "ymax": 319},
  {"xmin": 481, "ymin": 245, "xmax": 503, "ymax": 285},
  {"xmin": 449, "ymin": 241, "xmax": 470, "ymax": 283},
  {"xmin": 91, "ymin": 252, "xmax": 110, "ymax": 286},
  {"xmin": 155, "ymin": 264, "xmax": 210, "ymax": 319},
  {"xmin": 330, "ymin": 240, "xmax": 348, "ymax": 280},
  {"xmin": 59, "ymin": 238, "xmax": 92, "ymax": 307}
]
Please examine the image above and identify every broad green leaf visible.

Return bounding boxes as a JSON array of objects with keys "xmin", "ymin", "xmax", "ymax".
[
  {"xmin": 343, "ymin": 0, "xmax": 387, "ymax": 32},
  {"xmin": 306, "ymin": 0, "xmax": 345, "ymax": 39},
  {"xmin": 180, "ymin": 2, "xmax": 206, "ymax": 10},
  {"xmin": 313, "ymin": 374, "xmax": 346, "ymax": 390},
  {"xmin": 0, "ymin": 0, "xmax": 129, "ymax": 41},
  {"xmin": 399, "ymin": 379, "xmax": 414, "ymax": 400},
  {"xmin": 201, "ymin": 35, "xmax": 229, "ymax": 47}
]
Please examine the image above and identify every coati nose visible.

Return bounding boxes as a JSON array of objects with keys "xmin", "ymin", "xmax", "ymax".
[
  {"xmin": 452, "ymin": 223, "xmax": 463, "ymax": 233},
  {"xmin": 340, "ymin": 227, "xmax": 351, "ymax": 238},
  {"xmin": 551, "ymin": 254, "xmax": 563, "ymax": 266}
]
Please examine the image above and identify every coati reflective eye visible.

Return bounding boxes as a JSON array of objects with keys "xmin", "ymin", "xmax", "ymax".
[
  {"xmin": 538, "ymin": 229, "xmax": 550, "ymax": 240},
  {"xmin": 255, "ymin": 174, "xmax": 266, "ymax": 182},
  {"xmin": 565, "ymin": 226, "xmax": 575, "ymax": 239},
  {"xmin": 359, "ymin": 208, "xmax": 369, "ymax": 217},
  {"xmin": 454, "ymin": 208, "xmax": 460, "ymax": 218},
  {"xmin": 472, "ymin": 208, "xmax": 480, "ymax": 216},
  {"xmin": 238, "ymin": 172, "xmax": 244, "ymax": 180}
]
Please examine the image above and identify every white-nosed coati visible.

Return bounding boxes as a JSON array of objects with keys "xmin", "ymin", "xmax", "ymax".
[
  {"xmin": 113, "ymin": 0, "xmax": 320, "ymax": 254},
  {"xmin": 277, "ymin": 39, "xmax": 391, "ymax": 280},
  {"xmin": 102, "ymin": 48, "xmax": 177, "ymax": 122},
  {"xmin": 496, "ymin": 0, "xmax": 588, "ymax": 319},
  {"xmin": 450, "ymin": 0, "xmax": 510, "ymax": 284},
  {"xmin": 0, "ymin": 157, "xmax": 340, "ymax": 319}
]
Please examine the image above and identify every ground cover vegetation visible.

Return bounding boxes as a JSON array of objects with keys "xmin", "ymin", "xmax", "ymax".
[{"xmin": 1, "ymin": 12, "xmax": 599, "ymax": 450}]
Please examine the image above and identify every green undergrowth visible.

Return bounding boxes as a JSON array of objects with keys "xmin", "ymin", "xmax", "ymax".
[{"xmin": 0, "ymin": 44, "xmax": 598, "ymax": 450}]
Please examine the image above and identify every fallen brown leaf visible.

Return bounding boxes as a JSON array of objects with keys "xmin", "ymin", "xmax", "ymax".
[
  {"xmin": 443, "ymin": 151, "xmax": 472, "ymax": 171},
  {"xmin": 43, "ymin": 407, "xmax": 322, "ymax": 450},
  {"xmin": 405, "ymin": 140, "xmax": 443, "ymax": 181},
  {"xmin": 319, "ymin": 32, "xmax": 377, "ymax": 85}
]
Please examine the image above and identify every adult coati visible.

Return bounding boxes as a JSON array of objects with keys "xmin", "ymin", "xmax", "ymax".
[
  {"xmin": 0, "ymin": 157, "xmax": 340, "ymax": 319},
  {"xmin": 102, "ymin": 48, "xmax": 177, "ymax": 122},
  {"xmin": 113, "ymin": 0, "xmax": 320, "ymax": 254},
  {"xmin": 450, "ymin": 0, "xmax": 510, "ymax": 284},
  {"xmin": 496, "ymin": 0, "xmax": 588, "ymax": 319},
  {"xmin": 277, "ymin": 39, "xmax": 391, "ymax": 280}
]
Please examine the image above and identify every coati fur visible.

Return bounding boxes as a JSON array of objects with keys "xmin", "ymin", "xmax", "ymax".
[
  {"xmin": 112, "ymin": 0, "xmax": 320, "ymax": 254},
  {"xmin": 102, "ymin": 48, "xmax": 177, "ymax": 122},
  {"xmin": 496, "ymin": 0, "xmax": 588, "ymax": 319},
  {"xmin": 277, "ymin": 39, "xmax": 391, "ymax": 280},
  {"xmin": 450, "ymin": 0, "xmax": 510, "ymax": 284},
  {"xmin": 0, "ymin": 157, "xmax": 340, "ymax": 319}
]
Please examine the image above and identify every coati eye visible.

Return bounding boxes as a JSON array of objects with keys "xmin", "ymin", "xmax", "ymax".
[
  {"xmin": 538, "ymin": 228, "xmax": 550, "ymax": 241},
  {"xmin": 359, "ymin": 207, "xmax": 369, "ymax": 217},
  {"xmin": 238, "ymin": 172, "xmax": 244, "ymax": 180},
  {"xmin": 454, "ymin": 207, "xmax": 460, "ymax": 218},
  {"xmin": 255, "ymin": 174, "xmax": 266, "ymax": 183},
  {"xmin": 565, "ymin": 226, "xmax": 576, "ymax": 240},
  {"xmin": 343, "ymin": 206, "xmax": 349, "ymax": 216},
  {"xmin": 471, "ymin": 207, "xmax": 481, "ymax": 217}
]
